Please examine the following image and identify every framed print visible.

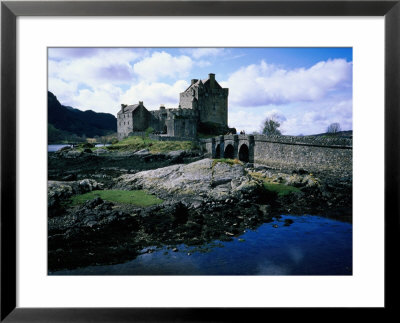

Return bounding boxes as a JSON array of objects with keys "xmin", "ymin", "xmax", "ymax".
[{"xmin": 1, "ymin": 0, "xmax": 399, "ymax": 321}]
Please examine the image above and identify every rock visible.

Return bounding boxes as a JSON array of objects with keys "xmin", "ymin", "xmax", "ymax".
[
  {"xmin": 85, "ymin": 197, "xmax": 103, "ymax": 209},
  {"xmin": 58, "ymin": 146, "xmax": 72, "ymax": 152},
  {"xmin": 86, "ymin": 221, "xmax": 98, "ymax": 228},
  {"xmin": 258, "ymin": 204, "xmax": 271, "ymax": 216},
  {"xmin": 133, "ymin": 149, "xmax": 150, "ymax": 156},
  {"xmin": 284, "ymin": 173, "xmax": 319, "ymax": 188},
  {"xmin": 83, "ymin": 148, "xmax": 93, "ymax": 154},
  {"xmin": 62, "ymin": 174, "xmax": 76, "ymax": 181},
  {"xmin": 284, "ymin": 219, "xmax": 294, "ymax": 226},
  {"xmin": 115, "ymin": 158, "xmax": 260, "ymax": 203},
  {"xmin": 95, "ymin": 148, "xmax": 109, "ymax": 155},
  {"xmin": 48, "ymin": 179, "xmax": 101, "ymax": 213},
  {"xmin": 82, "ymin": 143, "xmax": 95, "ymax": 148},
  {"xmin": 172, "ymin": 248, "xmax": 178, "ymax": 252},
  {"xmin": 167, "ymin": 150, "xmax": 185, "ymax": 160},
  {"xmin": 65, "ymin": 150, "xmax": 82, "ymax": 158},
  {"xmin": 79, "ymin": 179, "xmax": 93, "ymax": 191}
]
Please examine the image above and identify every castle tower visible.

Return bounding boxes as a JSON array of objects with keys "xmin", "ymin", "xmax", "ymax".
[{"xmin": 178, "ymin": 73, "xmax": 228, "ymax": 127}]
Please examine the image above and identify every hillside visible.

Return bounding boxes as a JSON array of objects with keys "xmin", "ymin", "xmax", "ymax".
[
  {"xmin": 48, "ymin": 91, "xmax": 117, "ymax": 142},
  {"xmin": 312, "ymin": 130, "xmax": 353, "ymax": 138}
]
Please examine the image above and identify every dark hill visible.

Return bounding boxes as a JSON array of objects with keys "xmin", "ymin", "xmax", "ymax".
[{"xmin": 48, "ymin": 91, "xmax": 117, "ymax": 139}]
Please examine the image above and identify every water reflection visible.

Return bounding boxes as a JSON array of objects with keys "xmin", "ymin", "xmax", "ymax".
[{"xmin": 51, "ymin": 215, "xmax": 352, "ymax": 276}]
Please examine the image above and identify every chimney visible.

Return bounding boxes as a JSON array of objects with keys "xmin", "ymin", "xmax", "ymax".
[
  {"xmin": 209, "ymin": 73, "xmax": 215, "ymax": 88},
  {"xmin": 160, "ymin": 104, "xmax": 165, "ymax": 110},
  {"xmin": 139, "ymin": 101, "xmax": 143, "ymax": 106},
  {"xmin": 191, "ymin": 79, "xmax": 198, "ymax": 85}
]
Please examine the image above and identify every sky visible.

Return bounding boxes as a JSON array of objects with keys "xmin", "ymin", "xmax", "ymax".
[{"xmin": 48, "ymin": 47, "xmax": 352, "ymax": 135}]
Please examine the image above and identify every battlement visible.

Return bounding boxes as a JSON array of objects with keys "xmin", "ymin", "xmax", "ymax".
[{"xmin": 166, "ymin": 107, "xmax": 198, "ymax": 119}]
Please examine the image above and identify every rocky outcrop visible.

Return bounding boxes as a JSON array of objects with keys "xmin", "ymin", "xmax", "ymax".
[
  {"xmin": 115, "ymin": 159, "xmax": 263, "ymax": 205},
  {"xmin": 48, "ymin": 179, "xmax": 102, "ymax": 217}
]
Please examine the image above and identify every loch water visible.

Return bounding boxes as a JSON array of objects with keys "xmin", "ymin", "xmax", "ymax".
[
  {"xmin": 51, "ymin": 214, "xmax": 352, "ymax": 276},
  {"xmin": 48, "ymin": 144, "xmax": 110, "ymax": 152}
]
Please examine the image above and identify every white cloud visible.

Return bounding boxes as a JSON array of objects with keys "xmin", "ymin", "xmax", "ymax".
[
  {"xmin": 52, "ymin": 84, "xmax": 123, "ymax": 114},
  {"xmin": 279, "ymin": 100, "xmax": 353, "ymax": 135},
  {"xmin": 183, "ymin": 48, "xmax": 227, "ymax": 59},
  {"xmin": 48, "ymin": 77, "xmax": 78, "ymax": 105},
  {"xmin": 48, "ymin": 48, "xmax": 150, "ymax": 113},
  {"xmin": 48, "ymin": 48, "xmax": 146, "ymax": 87},
  {"xmin": 133, "ymin": 51, "xmax": 192, "ymax": 81},
  {"xmin": 196, "ymin": 60, "xmax": 212, "ymax": 68},
  {"xmin": 121, "ymin": 80, "xmax": 189, "ymax": 110},
  {"xmin": 228, "ymin": 108, "xmax": 280, "ymax": 133},
  {"xmin": 222, "ymin": 59, "xmax": 352, "ymax": 106},
  {"xmin": 229, "ymin": 98, "xmax": 352, "ymax": 136}
]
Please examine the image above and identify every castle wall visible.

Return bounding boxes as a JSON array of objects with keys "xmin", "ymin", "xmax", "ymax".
[
  {"xmin": 165, "ymin": 117, "xmax": 197, "ymax": 138},
  {"xmin": 197, "ymin": 88, "xmax": 228, "ymax": 126},
  {"xmin": 118, "ymin": 105, "xmax": 157, "ymax": 140},
  {"xmin": 117, "ymin": 113, "xmax": 134, "ymax": 140},
  {"xmin": 253, "ymin": 140, "xmax": 352, "ymax": 175},
  {"xmin": 131, "ymin": 106, "xmax": 151, "ymax": 131},
  {"xmin": 149, "ymin": 109, "xmax": 168, "ymax": 132},
  {"xmin": 179, "ymin": 92, "xmax": 194, "ymax": 110}
]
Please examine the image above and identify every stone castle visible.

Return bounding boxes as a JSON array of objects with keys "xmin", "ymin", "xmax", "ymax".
[{"xmin": 117, "ymin": 73, "xmax": 229, "ymax": 140}]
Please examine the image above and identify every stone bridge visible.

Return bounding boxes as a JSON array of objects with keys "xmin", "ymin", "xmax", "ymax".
[
  {"xmin": 202, "ymin": 134, "xmax": 254, "ymax": 162},
  {"xmin": 200, "ymin": 134, "xmax": 352, "ymax": 174}
]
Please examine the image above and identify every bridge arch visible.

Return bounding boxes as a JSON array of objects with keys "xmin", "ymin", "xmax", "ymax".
[
  {"xmin": 224, "ymin": 144, "xmax": 235, "ymax": 159},
  {"xmin": 215, "ymin": 144, "xmax": 221, "ymax": 158},
  {"xmin": 238, "ymin": 144, "xmax": 249, "ymax": 162}
]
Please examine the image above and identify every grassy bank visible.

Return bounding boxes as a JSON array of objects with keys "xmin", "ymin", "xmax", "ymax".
[
  {"xmin": 107, "ymin": 136, "xmax": 194, "ymax": 153},
  {"xmin": 249, "ymin": 171, "xmax": 300, "ymax": 196},
  {"xmin": 71, "ymin": 190, "xmax": 164, "ymax": 206}
]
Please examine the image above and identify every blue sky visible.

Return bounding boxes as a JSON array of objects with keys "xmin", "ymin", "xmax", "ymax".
[{"xmin": 48, "ymin": 47, "xmax": 352, "ymax": 135}]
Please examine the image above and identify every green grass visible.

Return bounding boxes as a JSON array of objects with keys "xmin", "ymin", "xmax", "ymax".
[
  {"xmin": 70, "ymin": 189, "xmax": 164, "ymax": 206},
  {"xmin": 262, "ymin": 182, "xmax": 301, "ymax": 196},
  {"xmin": 249, "ymin": 171, "xmax": 300, "ymax": 197},
  {"xmin": 109, "ymin": 136, "xmax": 193, "ymax": 153}
]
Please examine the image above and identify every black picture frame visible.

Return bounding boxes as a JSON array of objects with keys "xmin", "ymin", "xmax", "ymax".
[{"xmin": 1, "ymin": 0, "xmax": 399, "ymax": 321}]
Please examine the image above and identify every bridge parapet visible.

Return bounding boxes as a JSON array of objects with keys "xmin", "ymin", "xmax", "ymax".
[{"xmin": 253, "ymin": 134, "xmax": 352, "ymax": 148}]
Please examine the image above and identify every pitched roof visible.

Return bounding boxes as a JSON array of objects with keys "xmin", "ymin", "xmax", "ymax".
[
  {"xmin": 183, "ymin": 75, "xmax": 222, "ymax": 93},
  {"xmin": 118, "ymin": 104, "xmax": 141, "ymax": 114},
  {"xmin": 183, "ymin": 79, "xmax": 203, "ymax": 93}
]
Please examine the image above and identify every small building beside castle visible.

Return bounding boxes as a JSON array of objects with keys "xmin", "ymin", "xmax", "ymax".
[{"xmin": 117, "ymin": 73, "xmax": 229, "ymax": 140}]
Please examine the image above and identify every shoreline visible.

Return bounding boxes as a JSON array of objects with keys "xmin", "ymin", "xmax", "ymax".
[{"xmin": 48, "ymin": 148, "xmax": 352, "ymax": 272}]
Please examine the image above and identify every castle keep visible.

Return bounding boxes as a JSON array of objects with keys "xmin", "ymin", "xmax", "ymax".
[{"xmin": 117, "ymin": 73, "xmax": 229, "ymax": 140}]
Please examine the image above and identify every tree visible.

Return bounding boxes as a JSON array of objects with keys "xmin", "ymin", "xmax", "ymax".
[
  {"xmin": 326, "ymin": 123, "xmax": 341, "ymax": 134},
  {"xmin": 262, "ymin": 117, "xmax": 282, "ymax": 136},
  {"xmin": 141, "ymin": 127, "xmax": 154, "ymax": 143}
]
